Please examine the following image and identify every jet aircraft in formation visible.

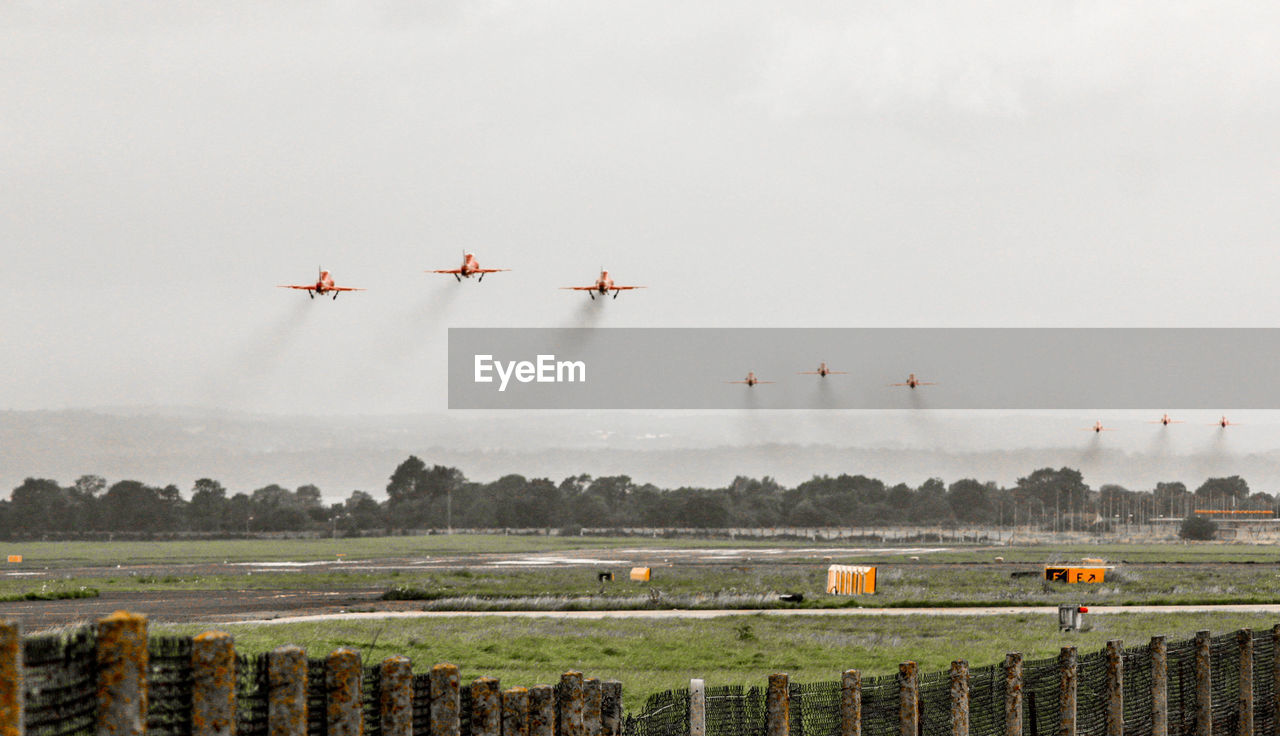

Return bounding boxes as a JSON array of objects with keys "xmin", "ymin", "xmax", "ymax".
[
  {"xmin": 560, "ymin": 270, "xmax": 646, "ymax": 300},
  {"xmin": 1148, "ymin": 414, "xmax": 1183, "ymax": 426},
  {"xmin": 798, "ymin": 362, "xmax": 846, "ymax": 377},
  {"xmin": 430, "ymin": 252, "xmax": 510, "ymax": 282},
  {"xmin": 891, "ymin": 373, "xmax": 936, "ymax": 389},
  {"xmin": 726, "ymin": 372, "xmax": 773, "ymax": 387},
  {"xmin": 277, "ymin": 268, "xmax": 364, "ymax": 300}
]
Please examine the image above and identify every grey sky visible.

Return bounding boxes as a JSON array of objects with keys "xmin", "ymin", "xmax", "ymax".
[{"xmin": 3, "ymin": 1, "xmax": 1280, "ymax": 425}]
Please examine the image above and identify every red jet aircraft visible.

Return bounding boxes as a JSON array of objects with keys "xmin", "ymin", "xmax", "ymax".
[
  {"xmin": 799, "ymin": 362, "xmax": 847, "ymax": 377},
  {"xmin": 1212, "ymin": 416, "xmax": 1238, "ymax": 428},
  {"xmin": 561, "ymin": 270, "xmax": 645, "ymax": 300},
  {"xmin": 890, "ymin": 373, "xmax": 936, "ymax": 389},
  {"xmin": 726, "ymin": 372, "xmax": 773, "ymax": 387},
  {"xmin": 1148, "ymin": 414, "xmax": 1183, "ymax": 426},
  {"xmin": 431, "ymin": 252, "xmax": 510, "ymax": 282},
  {"xmin": 278, "ymin": 268, "xmax": 364, "ymax": 300},
  {"xmin": 1083, "ymin": 421, "xmax": 1116, "ymax": 433}
]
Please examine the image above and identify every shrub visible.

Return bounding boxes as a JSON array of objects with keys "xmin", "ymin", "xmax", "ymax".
[{"xmin": 1179, "ymin": 515, "xmax": 1218, "ymax": 541}]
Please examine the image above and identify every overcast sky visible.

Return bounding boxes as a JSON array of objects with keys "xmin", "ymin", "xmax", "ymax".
[{"xmin": 3, "ymin": 1, "xmax": 1279, "ymax": 424}]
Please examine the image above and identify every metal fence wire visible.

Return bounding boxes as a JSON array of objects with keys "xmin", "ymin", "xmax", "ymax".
[
  {"xmin": 147, "ymin": 636, "xmax": 194, "ymax": 736},
  {"xmin": 1255, "ymin": 630, "xmax": 1277, "ymax": 736},
  {"xmin": 1209, "ymin": 633, "xmax": 1240, "ymax": 736},
  {"xmin": 857, "ymin": 672, "xmax": 899, "ymax": 736},
  {"xmin": 22, "ymin": 627, "xmax": 96, "ymax": 736}
]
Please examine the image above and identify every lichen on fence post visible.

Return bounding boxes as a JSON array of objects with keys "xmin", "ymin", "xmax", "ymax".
[
  {"xmin": 1149, "ymin": 637, "xmax": 1166, "ymax": 736},
  {"xmin": 560, "ymin": 672, "xmax": 586, "ymax": 736},
  {"xmin": 766, "ymin": 673, "xmax": 790, "ymax": 736},
  {"xmin": 689, "ymin": 679, "xmax": 706, "ymax": 736},
  {"xmin": 602, "ymin": 681, "xmax": 623, "ymax": 736},
  {"xmin": 528, "ymin": 685, "xmax": 555, "ymax": 736},
  {"xmin": 1105, "ymin": 641, "xmax": 1122, "ymax": 736},
  {"xmin": 0, "ymin": 620, "xmax": 21, "ymax": 736},
  {"xmin": 191, "ymin": 631, "xmax": 235, "ymax": 736},
  {"xmin": 949, "ymin": 661, "xmax": 969, "ymax": 736},
  {"xmin": 1272, "ymin": 626, "xmax": 1280, "ymax": 736},
  {"xmin": 1194, "ymin": 631, "xmax": 1211, "ymax": 736},
  {"xmin": 1238, "ymin": 630, "xmax": 1254, "ymax": 736},
  {"xmin": 326, "ymin": 648, "xmax": 362, "ymax": 736},
  {"xmin": 841, "ymin": 670, "xmax": 862, "ymax": 736},
  {"xmin": 584, "ymin": 678, "xmax": 603, "ymax": 736},
  {"xmin": 96, "ymin": 611, "xmax": 149, "ymax": 736},
  {"xmin": 898, "ymin": 662, "xmax": 918, "ymax": 736},
  {"xmin": 378, "ymin": 656, "xmax": 412, "ymax": 736},
  {"xmin": 1056, "ymin": 647, "xmax": 1076, "ymax": 736},
  {"xmin": 430, "ymin": 664, "xmax": 461, "ymax": 736},
  {"xmin": 1004, "ymin": 653, "xmax": 1023, "ymax": 736},
  {"xmin": 471, "ymin": 678, "xmax": 502, "ymax": 736},
  {"xmin": 267, "ymin": 645, "xmax": 307, "ymax": 736},
  {"xmin": 503, "ymin": 688, "xmax": 530, "ymax": 736}
]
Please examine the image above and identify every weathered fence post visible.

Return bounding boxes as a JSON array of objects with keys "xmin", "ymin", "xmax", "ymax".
[
  {"xmin": 584, "ymin": 678, "xmax": 603, "ymax": 736},
  {"xmin": 1058, "ymin": 647, "xmax": 1076, "ymax": 736},
  {"xmin": 767, "ymin": 673, "xmax": 790, "ymax": 736},
  {"xmin": 690, "ymin": 679, "xmax": 706, "ymax": 736},
  {"xmin": 379, "ymin": 656, "xmax": 413, "ymax": 736},
  {"xmin": 560, "ymin": 672, "xmax": 586, "ymax": 736},
  {"xmin": 1239, "ymin": 630, "xmax": 1254, "ymax": 736},
  {"xmin": 528, "ymin": 685, "xmax": 556, "ymax": 736},
  {"xmin": 1105, "ymin": 641, "xmax": 1123, "ymax": 736},
  {"xmin": 842, "ymin": 670, "xmax": 862, "ymax": 736},
  {"xmin": 327, "ymin": 648, "xmax": 362, "ymax": 736},
  {"xmin": 0, "ymin": 620, "xmax": 21, "ymax": 736},
  {"xmin": 430, "ymin": 664, "xmax": 462, "ymax": 736},
  {"xmin": 1005, "ymin": 653, "xmax": 1023, "ymax": 736},
  {"xmin": 471, "ymin": 677, "xmax": 502, "ymax": 736},
  {"xmin": 268, "ymin": 646, "xmax": 307, "ymax": 736},
  {"xmin": 503, "ymin": 688, "xmax": 530, "ymax": 736},
  {"xmin": 950, "ymin": 661, "xmax": 969, "ymax": 736},
  {"xmin": 97, "ymin": 611, "xmax": 149, "ymax": 736},
  {"xmin": 899, "ymin": 662, "xmax": 919, "ymax": 736},
  {"xmin": 1150, "ymin": 637, "xmax": 1167, "ymax": 736},
  {"xmin": 192, "ymin": 631, "xmax": 235, "ymax": 736},
  {"xmin": 1273, "ymin": 625, "xmax": 1280, "ymax": 736},
  {"xmin": 1195, "ymin": 630, "xmax": 1212, "ymax": 736},
  {"xmin": 602, "ymin": 681, "xmax": 623, "ymax": 736}
]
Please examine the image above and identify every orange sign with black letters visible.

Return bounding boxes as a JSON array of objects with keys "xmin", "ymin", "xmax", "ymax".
[{"xmin": 1044, "ymin": 566, "xmax": 1107, "ymax": 583}]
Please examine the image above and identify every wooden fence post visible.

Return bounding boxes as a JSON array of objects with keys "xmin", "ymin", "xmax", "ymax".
[
  {"xmin": 690, "ymin": 679, "xmax": 706, "ymax": 736},
  {"xmin": 1058, "ymin": 647, "xmax": 1076, "ymax": 736},
  {"xmin": 560, "ymin": 672, "xmax": 586, "ymax": 736},
  {"xmin": 378, "ymin": 656, "xmax": 413, "ymax": 736},
  {"xmin": 97, "ymin": 611, "xmax": 149, "ymax": 736},
  {"xmin": 602, "ymin": 681, "xmax": 623, "ymax": 736},
  {"xmin": 1239, "ymin": 630, "xmax": 1254, "ymax": 736},
  {"xmin": 326, "ymin": 648, "xmax": 362, "ymax": 736},
  {"xmin": 0, "ymin": 620, "xmax": 20, "ymax": 736},
  {"xmin": 1005, "ymin": 653, "xmax": 1023, "ymax": 736},
  {"xmin": 584, "ymin": 678, "xmax": 603, "ymax": 736},
  {"xmin": 267, "ymin": 646, "xmax": 307, "ymax": 736},
  {"xmin": 528, "ymin": 685, "xmax": 555, "ymax": 736},
  {"xmin": 842, "ymin": 670, "xmax": 862, "ymax": 736},
  {"xmin": 504, "ymin": 688, "xmax": 530, "ymax": 736},
  {"xmin": 1195, "ymin": 630, "xmax": 1212, "ymax": 736},
  {"xmin": 950, "ymin": 661, "xmax": 969, "ymax": 736},
  {"xmin": 1149, "ymin": 637, "xmax": 1167, "ymax": 736},
  {"xmin": 430, "ymin": 664, "xmax": 461, "ymax": 736},
  {"xmin": 191, "ymin": 631, "xmax": 235, "ymax": 736},
  {"xmin": 899, "ymin": 662, "xmax": 919, "ymax": 736},
  {"xmin": 471, "ymin": 678, "xmax": 502, "ymax": 736},
  {"xmin": 1105, "ymin": 641, "xmax": 1123, "ymax": 736},
  {"xmin": 767, "ymin": 673, "xmax": 790, "ymax": 736}
]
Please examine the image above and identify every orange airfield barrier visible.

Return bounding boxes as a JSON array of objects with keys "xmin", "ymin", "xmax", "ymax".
[{"xmin": 826, "ymin": 564, "xmax": 876, "ymax": 595}]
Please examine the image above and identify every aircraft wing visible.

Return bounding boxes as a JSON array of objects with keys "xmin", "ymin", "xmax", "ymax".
[
  {"xmin": 560, "ymin": 286, "xmax": 598, "ymax": 291},
  {"xmin": 612, "ymin": 286, "xmax": 646, "ymax": 290},
  {"xmin": 278, "ymin": 285, "xmax": 314, "ymax": 290},
  {"xmin": 330, "ymin": 286, "xmax": 365, "ymax": 291},
  {"xmin": 430, "ymin": 269, "xmax": 464, "ymax": 274},
  {"xmin": 474, "ymin": 268, "xmax": 511, "ymax": 274}
]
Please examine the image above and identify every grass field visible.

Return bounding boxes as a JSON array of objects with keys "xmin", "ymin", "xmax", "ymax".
[{"xmin": 155, "ymin": 610, "xmax": 1280, "ymax": 711}]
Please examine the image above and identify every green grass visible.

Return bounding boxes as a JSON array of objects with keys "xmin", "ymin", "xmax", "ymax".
[{"xmin": 155, "ymin": 610, "xmax": 1280, "ymax": 711}]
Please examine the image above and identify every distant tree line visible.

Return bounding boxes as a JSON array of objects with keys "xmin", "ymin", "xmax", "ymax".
[{"xmin": 0, "ymin": 457, "xmax": 1272, "ymax": 538}]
